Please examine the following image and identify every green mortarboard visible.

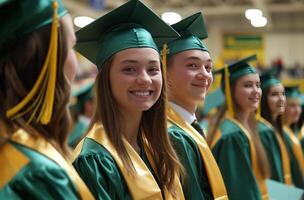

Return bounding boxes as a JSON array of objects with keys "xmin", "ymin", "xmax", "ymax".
[
  {"xmin": 214, "ymin": 54, "xmax": 257, "ymax": 83},
  {"xmin": 203, "ymin": 89, "xmax": 225, "ymax": 115},
  {"xmin": 0, "ymin": 0, "xmax": 67, "ymax": 53},
  {"xmin": 260, "ymin": 68, "xmax": 281, "ymax": 90},
  {"xmin": 166, "ymin": 12, "xmax": 208, "ymax": 58},
  {"xmin": 285, "ymin": 85, "xmax": 301, "ymax": 99},
  {"xmin": 75, "ymin": 0, "xmax": 180, "ymax": 68},
  {"xmin": 72, "ymin": 82, "xmax": 94, "ymax": 112},
  {"xmin": 213, "ymin": 55, "xmax": 258, "ymax": 117}
]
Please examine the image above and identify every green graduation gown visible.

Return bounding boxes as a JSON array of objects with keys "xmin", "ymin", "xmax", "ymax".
[
  {"xmin": 258, "ymin": 120, "xmax": 284, "ymax": 182},
  {"xmin": 0, "ymin": 130, "xmax": 93, "ymax": 200},
  {"xmin": 211, "ymin": 118, "xmax": 262, "ymax": 200},
  {"xmin": 169, "ymin": 125, "xmax": 213, "ymax": 200},
  {"xmin": 68, "ymin": 117, "xmax": 89, "ymax": 148},
  {"xmin": 167, "ymin": 106, "xmax": 228, "ymax": 200},
  {"xmin": 283, "ymin": 127, "xmax": 304, "ymax": 189}
]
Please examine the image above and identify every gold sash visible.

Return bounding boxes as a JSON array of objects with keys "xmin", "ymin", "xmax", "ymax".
[
  {"xmin": 0, "ymin": 142, "xmax": 29, "ymax": 188},
  {"xmin": 299, "ymin": 126, "xmax": 304, "ymax": 141},
  {"xmin": 283, "ymin": 126, "xmax": 304, "ymax": 176},
  {"xmin": 86, "ymin": 123, "xmax": 184, "ymax": 200},
  {"xmin": 257, "ymin": 117, "xmax": 292, "ymax": 185},
  {"xmin": 167, "ymin": 106, "xmax": 228, "ymax": 200},
  {"xmin": 225, "ymin": 116, "xmax": 269, "ymax": 200},
  {"xmin": 10, "ymin": 129, "xmax": 94, "ymax": 200}
]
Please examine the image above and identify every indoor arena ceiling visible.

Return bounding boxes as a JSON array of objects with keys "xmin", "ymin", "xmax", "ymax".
[{"xmin": 63, "ymin": 0, "xmax": 304, "ymax": 31}]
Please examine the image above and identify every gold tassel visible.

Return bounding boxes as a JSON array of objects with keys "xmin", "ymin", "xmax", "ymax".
[
  {"xmin": 6, "ymin": 1, "xmax": 59, "ymax": 125},
  {"xmin": 224, "ymin": 64, "xmax": 234, "ymax": 118},
  {"xmin": 256, "ymin": 102, "xmax": 261, "ymax": 118},
  {"xmin": 161, "ymin": 43, "xmax": 169, "ymax": 77}
]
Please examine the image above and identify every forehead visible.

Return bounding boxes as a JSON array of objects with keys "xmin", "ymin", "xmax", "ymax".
[
  {"xmin": 112, "ymin": 47, "xmax": 160, "ymax": 63},
  {"xmin": 236, "ymin": 73, "xmax": 260, "ymax": 83},
  {"xmin": 171, "ymin": 50, "xmax": 211, "ymax": 61},
  {"xmin": 269, "ymin": 83, "xmax": 284, "ymax": 92}
]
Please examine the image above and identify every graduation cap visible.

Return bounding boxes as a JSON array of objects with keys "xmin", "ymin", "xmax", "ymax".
[
  {"xmin": 2, "ymin": 0, "xmax": 68, "ymax": 125},
  {"xmin": 285, "ymin": 85, "xmax": 301, "ymax": 99},
  {"xmin": 75, "ymin": 0, "xmax": 180, "ymax": 68},
  {"xmin": 213, "ymin": 55, "xmax": 258, "ymax": 117},
  {"xmin": 164, "ymin": 12, "xmax": 208, "ymax": 58},
  {"xmin": 260, "ymin": 67, "xmax": 281, "ymax": 90},
  {"xmin": 0, "ymin": 0, "xmax": 67, "ymax": 53},
  {"xmin": 72, "ymin": 81, "xmax": 94, "ymax": 113},
  {"xmin": 202, "ymin": 89, "xmax": 225, "ymax": 115}
]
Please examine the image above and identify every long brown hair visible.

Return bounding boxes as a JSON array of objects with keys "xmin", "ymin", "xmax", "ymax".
[
  {"xmin": 207, "ymin": 78, "xmax": 270, "ymax": 179},
  {"xmin": 0, "ymin": 20, "xmax": 71, "ymax": 155},
  {"xmin": 91, "ymin": 56, "xmax": 182, "ymax": 194}
]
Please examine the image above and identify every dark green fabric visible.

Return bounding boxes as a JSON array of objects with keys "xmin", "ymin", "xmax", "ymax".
[
  {"xmin": 258, "ymin": 121, "xmax": 284, "ymax": 182},
  {"xmin": 68, "ymin": 119, "xmax": 89, "ymax": 148},
  {"xmin": 167, "ymin": 12, "xmax": 208, "ymax": 58},
  {"xmin": 283, "ymin": 131, "xmax": 304, "ymax": 189},
  {"xmin": 260, "ymin": 68, "xmax": 280, "ymax": 90},
  {"xmin": 213, "ymin": 54, "xmax": 257, "ymax": 83},
  {"xmin": 0, "ymin": 142, "xmax": 79, "ymax": 200},
  {"xmin": 0, "ymin": 0, "xmax": 67, "ymax": 53},
  {"xmin": 285, "ymin": 86, "xmax": 301, "ymax": 99},
  {"xmin": 168, "ymin": 125, "xmax": 213, "ymax": 200},
  {"xmin": 73, "ymin": 137, "xmax": 162, "ymax": 200},
  {"xmin": 212, "ymin": 119, "xmax": 262, "ymax": 200},
  {"xmin": 75, "ymin": 0, "xmax": 179, "ymax": 67}
]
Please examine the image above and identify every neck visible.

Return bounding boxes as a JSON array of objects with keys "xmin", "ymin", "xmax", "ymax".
[
  {"xmin": 120, "ymin": 111, "xmax": 142, "ymax": 153},
  {"xmin": 235, "ymin": 109, "xmax": 250, "ymax": 126},
  {"xmin": 169, "ymin": 97, "xmax": 197, "ymax": 115}
]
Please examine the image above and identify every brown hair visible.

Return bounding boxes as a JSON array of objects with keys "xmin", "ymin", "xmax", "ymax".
[
  {"xmin": 207, "ymin": 78, "xmax": 270, "ymax": 179},
  {"xmin": 0, "ymin": 20, "xmax": 71, "ymax": 155},
  {"xmin": 91, "ymin": 56, "xmax": 182, "ymax": 194}
]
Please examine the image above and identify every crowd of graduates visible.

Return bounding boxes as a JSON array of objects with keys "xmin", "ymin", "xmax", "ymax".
[{"xmin": 0, "ymin": 0, "xmax": 303, "ymax": 199}]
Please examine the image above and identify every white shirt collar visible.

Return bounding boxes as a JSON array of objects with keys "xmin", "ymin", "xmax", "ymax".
[
  {"xmin": 78, "ymin": 115, "xmax": 91, "ymax": 126},
  {"xmin": 169, "ymin": 102, "xmax": 196, "ymax": 124}
]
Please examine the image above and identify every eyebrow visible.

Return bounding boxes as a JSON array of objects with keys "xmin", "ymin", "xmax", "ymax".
[
  {"xmin": 184, "ymin": 56, "xmax": 212, "ymax": 62},
  {"xmin": 121, "ymin": 60, "xmax": 159, "ymax": 64}
]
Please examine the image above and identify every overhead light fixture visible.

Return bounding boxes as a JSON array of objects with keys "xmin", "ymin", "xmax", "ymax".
[
  {"xmin": 245, "ymin": 9, "xmax": 262, "ymax": 20},
  {"xmin": 74, "ymin": 16, "xmax": 95, "ymax": 28},
  {"xmin": 250, "ymin": 16, "xmax": 267, "ymax": 27},
  {"xmin": 161, "ymin": 12, "xmax": 181, "ymax": 25}
]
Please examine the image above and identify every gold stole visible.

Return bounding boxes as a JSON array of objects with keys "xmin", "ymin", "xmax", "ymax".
[
  {"xmin": 224, "ymin": 116, "xmax": 269, "ymax": 200},
  {"xmin": 85, "ymin": 123, "xmax": 184, "ymax": 200},
  {"xmin": 167, "ymin": 106, "xmax": 228, "ymax": 200},
  {"xmin": 299, "ymin": 126, "xmax": 304, "ymax": 141},
  {"xmin": 283, "ymin": 126, "xmax": 304, "ymax": 176},
  {"xmin": 257, "ymin": 117, "xmax": 292, "ymax": 185},
  {"xmin": 10, "ymin": 129, "xmax": 94, "ymax": 200},
  {"xmin": 0, "ymin": 142, "xmax": 29, "ymax": 188}
]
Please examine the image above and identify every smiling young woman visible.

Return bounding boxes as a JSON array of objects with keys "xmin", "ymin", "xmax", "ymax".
[
  {"xmin": 207, "ymin": 55, "xmax": 270, "ymax": 200},
  {"xmin": 72, "ymin": 1, "xmax": 184, "ymax": 199}
]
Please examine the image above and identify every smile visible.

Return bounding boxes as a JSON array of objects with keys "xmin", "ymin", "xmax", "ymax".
[{"xmin": 130, "ymin": 91, "xmax": 152, "ymax": 96}]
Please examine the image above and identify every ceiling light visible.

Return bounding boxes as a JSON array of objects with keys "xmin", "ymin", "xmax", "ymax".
[
  {"xmin": 245, "ymin": 9, "xmax": 262, "ymax": 20},
  {"xmin": 250, "ymin": 16, "xmax": 267, "ymax": 27},
  {"xmin": 74, "ymin": 16, "xmax": 95, "ymax": 28},
  {"xmin": 161, "ymin": 12, "xmax": 181, "ymax": 25}
]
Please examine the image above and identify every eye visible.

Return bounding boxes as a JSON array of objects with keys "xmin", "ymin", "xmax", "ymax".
[
  {"xmin": 205, "ymin": 64, "xmax": 212, "ymax": 72},
  {"xmin": 187, "ymin": 63, "xmax": 198, "ymax": 68},
  {"xmin": 122, "ymin": 66, "xmax": 136, "ymax": 73},
  {"xmin": 256, "ymin": 82, "xmax": 261, "ymax": 88},
  {"xmin": 148, "ymin": 66, "xmax": 160, "ymax": 75}
]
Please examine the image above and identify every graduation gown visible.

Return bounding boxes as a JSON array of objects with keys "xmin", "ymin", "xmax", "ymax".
[
  {"xmin": 167, "ymin": 106, "xmax": 228, "ymax": 200},
  {"xmin": 283, "ymin": 126, "xmax": 304, "ymax": 189},
  {"xmin": 68, "ymin": 116, "xmax": 90, "ymax": 148},
  {"xmin": 210, "ymin": 116, "xmax": 268, "ymax": 200},
  {"xmin": 73, "ymin": 123, "xmax": 184, "ymax": 200},
  {"xmin": 0, "ymin": 129, "xmax": 94, "ymax": 200},
  {"xmin": 257, "ymin": 117, "xmax": 292, "ymax": 185}
]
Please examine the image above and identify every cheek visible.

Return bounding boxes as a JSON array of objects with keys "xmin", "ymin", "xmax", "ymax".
[{"xmin": 64, "ymin": 50, "xmax": 78, "ymax": 83}]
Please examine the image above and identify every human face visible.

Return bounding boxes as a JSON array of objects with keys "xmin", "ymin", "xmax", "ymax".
[
  {"xmin": 284, "ymin": 98, "xmax": 301, "ymax": 124},
  {"xmin": 233, "ymin": 73, "xmax": 262, "ymax": 113},
  {"xmin": 267, "ymin": 84, "xmax": 286, "ymax": 118},
  {"xmin": 62, "ymin": 14, "xmax": 77, "ymax": 84},
  {"xmin": 167, "ymin": 50, "xmax": 213, "ymax": 112},
  {"xmin": 110, "ymin": 48, "xmax": 162, "ymax": 115}
]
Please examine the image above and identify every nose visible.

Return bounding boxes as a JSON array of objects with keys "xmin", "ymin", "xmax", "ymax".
[{"xmin": 136, "ymin": 70, "xmax": 152, "ymax": 86}]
